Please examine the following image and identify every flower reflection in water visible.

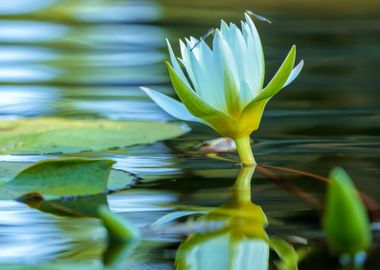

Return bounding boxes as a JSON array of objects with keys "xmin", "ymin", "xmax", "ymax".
[
  {"xmin": 173, "ymin": 166, "xmax": 309, "ymax": 270},
  {"xmin": 174, "ymin": 166, "xmax": 293, "ymax": 270}
]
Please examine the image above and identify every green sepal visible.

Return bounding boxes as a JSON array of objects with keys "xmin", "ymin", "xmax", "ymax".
[
  {"xmin": 237, "ymin": 46, "xmax": 296, "ymax": 135},
  {"xmin": 166, "ymin": 61, "xmax": 221, "ymax": 118},
  {"xmin": 238, "ymin": 99, "xmax": 268, "ymax": 136},
  {"xmin": 254, "ymin": 45, "xmax": 296, "ymax": 102}
]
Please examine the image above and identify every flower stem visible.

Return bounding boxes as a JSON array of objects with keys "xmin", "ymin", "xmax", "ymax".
[{"xmin": 234, "ymin": 136, "xmax": 255, "ymax": 166}]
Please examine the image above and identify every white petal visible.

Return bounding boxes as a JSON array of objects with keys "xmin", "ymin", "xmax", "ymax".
[
  {"xmin": 140, "ymin": 87, "xmax": 203, "ymax": 123},
  {"xmin": 239, "ymin": 80, "xmax": 254, "ymax": 107},
  {"xmin": 244, "ymin": 14, "xmax": 265, "ymax": 89},
  {"xmin": 229, "ymin": 24, "xmax": 252, "ymax": 92},
  {"xmin": 213, "ymin": 30, "xmax": 241, "ymax": 115},
  {"xmin": 220, "ymin": 20, "xmax": 230, "ymax": 37},
  {"xmin": 214, "ymin": 31, "xmax": 240, "ymax": 86},
  {"xmin": 283, "ymin": 60, "xmax": 304, "ymax": 87},
  {"xmin": 195, "ymin": 40, "xmax": 227, "ymax": 111},
  {"xmin": 186, "ymin": 40, "xmax": 225, "ymax": 111},
  {"xmin": 166, "ymin": 39, "xmax": 190, "ymax": 88},
  {"xmin": 241, "ymin": 21, "xmax": 251, "ymax": 41},
  {"xmin": 179, "ymin": 39, "xmax": 198, "ymax": 90},
  {"xmin": 189, "ymin": 36, "xmax": 199, "ymax": 46},
  {"xmin": 246, "ymin": 34, "xmax": 262, "ymax": 97},
  {"xmin": 189, "ymin": 48, "xmax": 208, "ymax": 95},
  {"xmin": 186, "ymin": 36, "xmax": 201, "ymax": 60},
  {"xmin": 198, "ymin": 38, "xmax": 213, "ymax": 67}
]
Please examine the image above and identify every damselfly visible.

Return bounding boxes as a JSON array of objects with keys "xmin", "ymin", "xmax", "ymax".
[
  {"xmin": 245, "ymin": 10, "xmax": 272, "ymax": 24},
  {"xmin": 190, "ymin": 28, "xmax": 215, "ymax": 51}
]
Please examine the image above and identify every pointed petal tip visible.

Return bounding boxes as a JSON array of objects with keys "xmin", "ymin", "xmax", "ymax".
[
  {"xmin": 298, "ymin": 59, "xmax": 304, "ymax": 69},
  {"xmin": 165, "ymin": 61, "xmax": 175, "ymax": 73},
  {"xmin": 220, "ymin": 19, "xmax": 229, "ymax": 27},
  {"xmin": 165, "ymin": 38, "xmax": 172, "ymax": 48},
  {"xmin": 138, "ymin": 85, "xmax": 203, "ymax": 124},
  {"xmin": 282, "ymin": 58, "xmax": 304, "ymax": 88},
  {"xmin": 214, "ymin": 28, "xmax": 222, "ymax": 38},
  {"xmin": 244, "ymin": 12, "xmax": 256, "ymax": 26},
  {"xmin": 140, "ymin": 86, "xmax": 151, "ymax": 94},
  {"xmin": 286, "ymin": 45, "xmax": 297, "ymax": 59}
]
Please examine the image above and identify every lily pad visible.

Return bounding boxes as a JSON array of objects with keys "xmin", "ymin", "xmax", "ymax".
[
  {"xmin": 0, "ymin": 158, "xmax": 135, "ymax": 200},
  {"xmin": 0, "ymin": 117, "xmax": 190, "ymax": 154}
]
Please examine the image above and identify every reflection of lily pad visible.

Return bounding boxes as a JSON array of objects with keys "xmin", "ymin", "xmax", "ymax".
[
  {"xmin": 0, "ymin": 158, "xmax": 135, "ymax": 200},
  {"xmin": 0, "ymin": 117, "xmax": 190, "ymax": 154},
  {"xmin": 21, "ymin": 193, "xmax": 108, "ymax": 218},
  {"xmin": 99, "ymin": 206, "xmax": 140, "ymax": 242},
  {"xmin": 99, "ymin": 207, "xmax": 140, "ymax": 268}
]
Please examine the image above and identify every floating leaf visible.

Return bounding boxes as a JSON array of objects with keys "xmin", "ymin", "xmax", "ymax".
[
  {"xmin": 0, "ymin": 117, "xmax": 190, "ymax": 154},
  {"xmin": 107, "ymin": 169, "xmax": 137, "ymax": 191},
  {"xmin": 0, "ymin": 161, "xmax": 30, "ymax": 183},
  {"xmin": 0, "ymin": 158, "xmax": 113, "ymax": 200},
  {"xmin": 0, "ymin": 160, "xmax": 136, "ymax": 200},
  {"xmin": 323, "ymin": 167, "xmax": 372, "ymax": 258}
]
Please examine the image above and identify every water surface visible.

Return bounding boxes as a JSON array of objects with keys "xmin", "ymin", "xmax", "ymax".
[{"xmin": 0, "ymin": 0, "xmax": 379, "ymax": 269}]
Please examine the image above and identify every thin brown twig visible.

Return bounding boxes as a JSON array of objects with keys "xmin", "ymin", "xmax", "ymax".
[
  {"xmin": 256, "ymin": 165, "xmax": 323, "ymax": 210},
  {"xmin": 206, "ymin": 154, "xmax": 380, "ymax": 220},
  {"xmin": 261, "ymin": 164, "xmax": 380, "ymax": 220}
]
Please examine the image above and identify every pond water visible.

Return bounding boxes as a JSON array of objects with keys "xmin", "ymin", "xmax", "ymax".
[{"xmin": 0, "ymin": 0, "xmax": 379, "ymax": 269}]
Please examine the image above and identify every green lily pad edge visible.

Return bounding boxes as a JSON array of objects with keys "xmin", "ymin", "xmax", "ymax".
[
  {"xmin": 0, "ymin": 158, "xmax": 137, "ymax": 200},
  {"xmin": 0, "ymin": 117, "xmax": 190, "ymax": 154}
]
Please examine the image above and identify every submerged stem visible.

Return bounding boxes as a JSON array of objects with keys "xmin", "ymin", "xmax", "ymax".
[{"xmin": 234, "ymin": 136, "xmax": 255, "ymax": 166}]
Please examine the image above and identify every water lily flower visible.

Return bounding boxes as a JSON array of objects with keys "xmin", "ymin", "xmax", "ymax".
[{"xmin": 141, "ymin": 13, "xmax": 303, "ymax": 166}]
